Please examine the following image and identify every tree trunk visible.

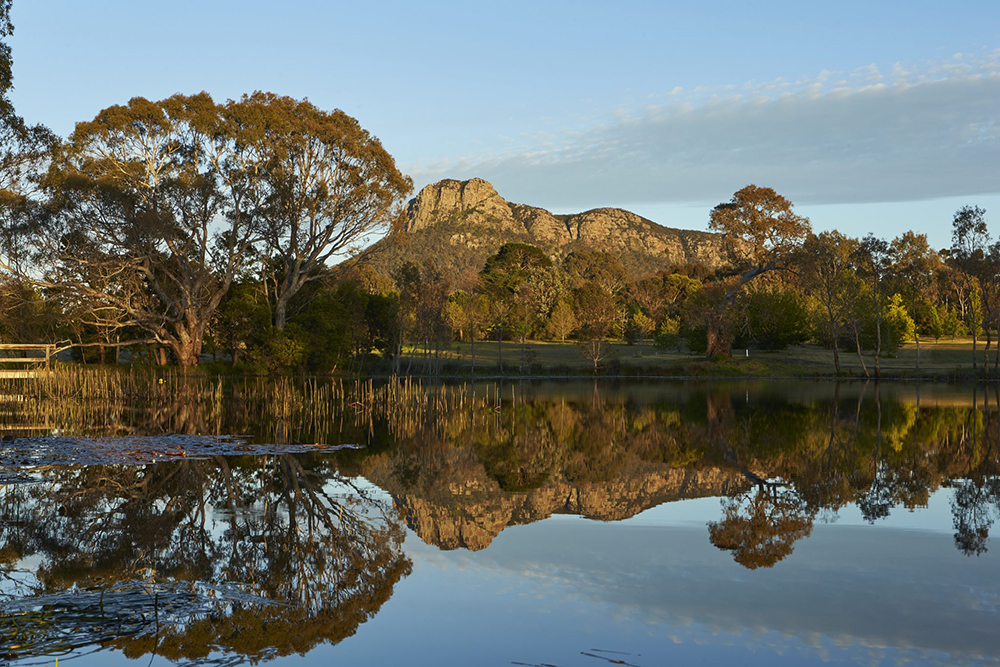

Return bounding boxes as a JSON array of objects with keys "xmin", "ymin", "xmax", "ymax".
[
  {"xmin": 497, "ymin": 328, "xmax": 503, "ymax": 373},
  {"xmin": 171, "ymin": 339, "xmax": 201, "ymax": 367},
  {"xmin": 274, "ymin": 297, "xmax": 289, "ymax": 331},
  {"xmin": 874, "ymin": 300, "xmax": 882, "ymax": 379},
  {"xmin": 827, "ymin": 307, "xmax": 841, "ymax": 375},
  {"xmin": 705, "ymin": 309, "xmax": 732, "ymax": 359},
  {"xmin": 994, "ymin": 334, "xmax": 1000, "ymax": 373},
  {"xmin": 985, "ymin": 329, "xmax": 992, "ymax": 377},
  {"xmin": 520, "ymin": 332, "xmax": 526, "ymax": 374},
  {"xmin": 914, "ymin": 333, "xmax": 920, "ymax": 372},
  {"xmin": 854, "ymin": 327, "xmax": 869, "ymax": 378},
  {"xmin": 973, "ymin": 332, "xmax": 978, "ymax": 370}
]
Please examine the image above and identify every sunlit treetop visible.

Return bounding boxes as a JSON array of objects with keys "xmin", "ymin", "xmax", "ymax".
[{"xmin": 709, "ymin": 184, "xmax": 811, "ymax": 271}]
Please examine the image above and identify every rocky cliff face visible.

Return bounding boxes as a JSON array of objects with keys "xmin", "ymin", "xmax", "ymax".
[
  {"xmin": 366, "ymin": 178, "xmax": 727, "ymax": 282},
  {"xmin": 364, "ymin": 453, "xmax": 741, "ymax": 551}
]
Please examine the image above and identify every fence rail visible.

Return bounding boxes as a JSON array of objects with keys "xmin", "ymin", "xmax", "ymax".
[{"xmin": 0, "ymin": 344, "xmax": 55, "ymax": 378}]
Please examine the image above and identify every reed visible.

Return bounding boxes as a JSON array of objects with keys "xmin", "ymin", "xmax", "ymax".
[{"xmin": 0, "ymin": 367, "xmax": 517, "ymax": 445}]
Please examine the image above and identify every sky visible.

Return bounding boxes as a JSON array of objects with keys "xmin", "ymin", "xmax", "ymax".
[{"xmin": 8, "ymin": 0, "xmax": 1000, "ymax": 249}]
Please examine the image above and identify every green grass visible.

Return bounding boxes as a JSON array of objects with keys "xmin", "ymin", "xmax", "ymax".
[{"xmin": 397, "ymin": 336, "xmax": 1000, "ymax": 379}]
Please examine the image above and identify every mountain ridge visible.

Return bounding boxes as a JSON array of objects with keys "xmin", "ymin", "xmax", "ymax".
[{"xmin": 365, "ymin": 177, "xmax": 728, "ymax": 285}]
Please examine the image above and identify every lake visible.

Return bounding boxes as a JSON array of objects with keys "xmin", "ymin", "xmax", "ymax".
[{"xmin": 1, "ymin": 378, "xmax": 999, "ymax": 666}]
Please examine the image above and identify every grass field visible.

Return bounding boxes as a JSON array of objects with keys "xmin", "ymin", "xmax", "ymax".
[{"xmin": 398, "ymin": 336, "xmax": 1000, "ymax": 378}]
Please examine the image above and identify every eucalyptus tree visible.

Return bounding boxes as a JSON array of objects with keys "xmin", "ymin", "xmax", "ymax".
[
  {"xmin": 889, "ymin": 231, "xmax": 940, "ymax": 371},
  {"xmin": 477, "ymin": 243, "xmax": 556, "ymax": 371},
  {"xmin": 574, "ymin": 280, "xmax": 618, "ymax": 372},
  {"xmin": 0, "ymin": 0, "xmax": 55, "ymax": 277},
  {"xmin": 853, "ymin": 234, "xmax": 894, "ymax": 378},
  {"xmin": 40, "ymin": 93, "xmax": 258, "ymax": 366},
  {"xmin": 801, "ymin": 231, "xmax": 858, "ymax": 374},
  {"xmin": 951, "ymin": 206, "xmax": 991, "ymax": 371},
  {"xmin": 222, "ymin": 92, "xmax": 412, "ymax": 330},
  {"xmin": 706, "ymin": 185, "xmax": 811, "ymax": 357}
]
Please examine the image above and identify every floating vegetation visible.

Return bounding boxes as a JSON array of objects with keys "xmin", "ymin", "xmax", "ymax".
[{"xmin": 0, "ymin": 434, "xmax": 361, "ymax": 468}]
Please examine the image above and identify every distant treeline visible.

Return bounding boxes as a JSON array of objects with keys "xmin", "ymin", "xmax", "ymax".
[{"xmin": 0, "ymin": 2, "xmax": 994, "ymax": 375}]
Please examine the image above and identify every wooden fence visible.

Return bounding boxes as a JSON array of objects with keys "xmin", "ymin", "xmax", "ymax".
[{"xmin": 0, "ymin": 343, "xmax": 55, "ymax": 378}]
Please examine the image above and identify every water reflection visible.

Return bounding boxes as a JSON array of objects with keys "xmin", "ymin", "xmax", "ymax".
[
  {"xmin": 3, "ymin": 378, "xmax": 1000, "ymax": 663},
  {"xmin": 0, "ymin": 456, "xmax": 410, "ymax": 664},
  {"xmin": 330, "ymin": 381, "xmax": 1000, "ymax": 566}
]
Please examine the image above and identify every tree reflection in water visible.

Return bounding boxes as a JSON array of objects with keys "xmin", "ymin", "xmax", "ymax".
[
  {"xmin": 709, "ymin": 477, "xmax": 815, "ymax": 570},
  {"xmin": 0, "ymin": 455, "xmax": 411, "ymax": 664},
  {"xmin": 4, "ymin": 378, "xmax": 1000, "ymax": 662}
]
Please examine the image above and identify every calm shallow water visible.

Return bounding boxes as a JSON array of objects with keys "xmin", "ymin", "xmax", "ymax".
[{"xmin": 2, "ymin": 379, "xmax": 1000, "ymax": 666}]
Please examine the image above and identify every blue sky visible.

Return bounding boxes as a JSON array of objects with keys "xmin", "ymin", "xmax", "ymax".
[{"xmin": 9, "ymin": 1, "xmax": 1000, "ymax": 248}]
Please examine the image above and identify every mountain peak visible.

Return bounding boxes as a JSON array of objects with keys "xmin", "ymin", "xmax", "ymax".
[
  {"xmin": 405, "ymin": 178, "xmax": 510, "ymax": 232},
  {"xmin": 372, "ymin": 178, "xmax": 728, "ymax": 282}
]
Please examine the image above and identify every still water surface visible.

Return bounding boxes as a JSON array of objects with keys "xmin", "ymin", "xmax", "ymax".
[{"xmin": 1, "ymin": 379, "xmax": 999, "ymax": 666}]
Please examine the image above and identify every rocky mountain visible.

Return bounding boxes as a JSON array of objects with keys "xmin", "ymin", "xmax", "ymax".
[
  {"xmin": 355, "ymin": 437, "xmax": 744, "ymax": 552},
  {"xmin": 365, "ymin": 178, "xmax": 728, "ymax": 283},
  {"xmin": 388, "ymin": 465, "xmax": 741, "ymax": 551}
]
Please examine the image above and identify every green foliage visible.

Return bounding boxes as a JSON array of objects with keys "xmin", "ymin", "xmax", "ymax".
[
  {"xmin": 213, "ymin": 282, "xmax": 271, "ymax": 364},
  {"xmin": 882, "ymin": 294, "xmax": 916, "ymax": 353},
  {"xmin": 228, "ymin": 280, "xmax": 400, "ymax": 374},
  {"xmin": 546, "ymin": 300, "xmax": 577, "ymax": 342},
  {"xmin": 941, "ymin": 305, "xmax": 961, "ymax": 339},
  {"xmin": 481, "ymin": 243, "xmax": 552, "ymax": 291},
  {"xmin": 681, "ymin": 323, "xmax": 709, "ymax": 355},
  {"xmin": 734, "ymin": 286, "xmax": 811, "ymax": 350},
  {"xmin": 653, "ymin": 317, "xmax": 681, "ymax": 351},
  {"xmin": 860, "ymin": 293, "xmax": 915, "ymax": 354},
  {"xmin": 926, "ymin": 302, "xmax": 944, "ymax": 341},
  {"xmin": 563, "ymin": 249, "xmax": 630, "ymax": 295},
  {"xmin": 624, "ymin": 311, "xmax": 654, "ymax": 344}
]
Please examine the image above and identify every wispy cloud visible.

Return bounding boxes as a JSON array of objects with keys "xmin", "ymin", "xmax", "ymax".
[{"xmin": 411, "ymin": 50, "xmax": 1000, "ymax": 209}]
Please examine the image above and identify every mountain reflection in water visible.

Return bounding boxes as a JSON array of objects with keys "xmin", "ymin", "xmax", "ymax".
[{"xmin": 2, "ymin": 378, "xmax": 1000, "ymax": 665}]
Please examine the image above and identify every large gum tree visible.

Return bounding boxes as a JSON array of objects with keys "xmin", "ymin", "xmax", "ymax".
[
  {"xmin": 40, "ymin": 93, "xmax": 259, "ymax": 366},
  {"xmin": 222, "ymin": 92, "xmax": 412, "ymax": 331},
  {"xmin": 706, "ymin": 185, "xmax": 811, "ymax": 358},
  {"xmin": 36, "ymin": 91, "xmax": 409, "ymax": 365}
]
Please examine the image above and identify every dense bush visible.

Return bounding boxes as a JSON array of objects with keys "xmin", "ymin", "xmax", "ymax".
[{"xmin": 734, "ymin": 287, "xmax": 811, "ymax": 350}]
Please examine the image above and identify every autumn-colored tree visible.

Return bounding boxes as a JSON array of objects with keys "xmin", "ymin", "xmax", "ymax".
[
  {"xmin": 706, "ymin": 185, "xmax": 810, "ymax": 357},
  {"xmin": 708, "ymin": 481, "xmax": 816, "ymax": 569}
]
